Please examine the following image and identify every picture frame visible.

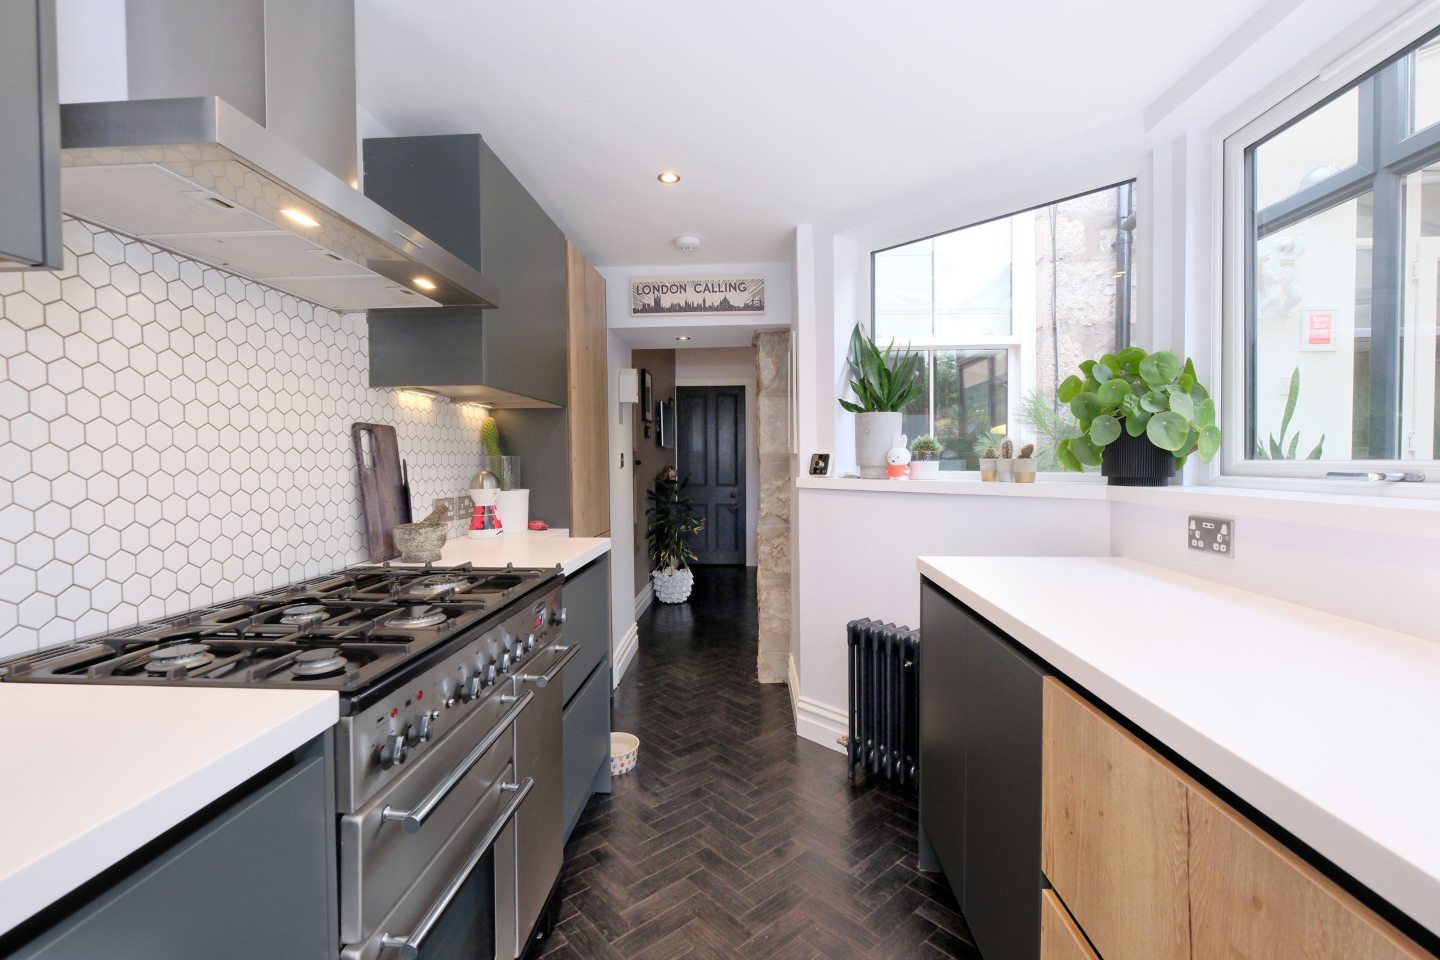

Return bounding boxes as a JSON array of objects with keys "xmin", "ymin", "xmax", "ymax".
[
  {"xmin": 658, "ymin": 398, "xmax": 675, "ymax": 449},
  {"xmin": 641, "ymin": 370, "xmax": 654, "ymax": 423}
]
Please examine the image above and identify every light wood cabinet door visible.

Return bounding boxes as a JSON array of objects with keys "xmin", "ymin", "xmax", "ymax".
[
  {"xmin": 1042, "ymin": 678, "xmax": 1191, "ymax": 960},
  {"xmin": 1041, "ymin": 890, "xmax": 1100, "ymax": 960},
  {"xmin": 1188, "ymin": 787, "xmax": 1429, "ymax": 960},
  {"xmin": 566, "ymin": 240, "xmax": 609, "ymax": 537}
]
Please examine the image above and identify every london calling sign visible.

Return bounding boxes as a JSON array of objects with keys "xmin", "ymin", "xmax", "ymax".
[{"xmin": 630, "ymin": 276, "xmax": 766, "ymax": 317}]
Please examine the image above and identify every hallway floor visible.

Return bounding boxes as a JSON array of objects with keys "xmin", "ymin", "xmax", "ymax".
[{"xmin": 535, "ymin": 566, "xmax": 979, "ymax": 959}]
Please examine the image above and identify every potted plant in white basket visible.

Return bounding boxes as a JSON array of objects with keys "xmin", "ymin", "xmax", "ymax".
[
  {"xmin": 837, "ymin": 325, "xmax": 924, "ymax": 478},
  {"xmin": 909, "ymin": 435, "xmax": 942, "ymax": 478},
  {"xmin": 646, "ymin": 473, "xmax": 705, "ymax": 603}
]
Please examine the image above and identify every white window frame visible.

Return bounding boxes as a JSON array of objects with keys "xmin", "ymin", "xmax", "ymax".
[{"xmin": 1221, "ymin": 21, "xmax": 1440, "ymax": 487}]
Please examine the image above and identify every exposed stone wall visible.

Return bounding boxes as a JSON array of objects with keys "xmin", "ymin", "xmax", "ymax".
[
  {"xmin": 1031, "ymin": 188, "xmax": 1134, "ymax": 399},
  {"xmin": 754, "ymin": 330, "xmax": 792, "ymax": 683}
]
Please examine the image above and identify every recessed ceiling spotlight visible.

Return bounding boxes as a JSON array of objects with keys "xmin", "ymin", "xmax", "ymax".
[
  {"xmin": 412, "ymin": 276, "xmax": 437, "ymax": 291},
  {"xmin": 675, "ymin": 336, "xmax": 691, "ymax": 341},
  {"xmin": 657, "ymin": 171, "xmax": 681, "ymax": 184},
  {"xmin": 279, "ymin": 208, "xmax": 320, "ymax": 228}
]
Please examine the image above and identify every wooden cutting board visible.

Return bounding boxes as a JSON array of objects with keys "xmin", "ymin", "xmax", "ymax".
[{"xmin": 352, "ymin": 423, "xmax": 407, "ymax": 561}]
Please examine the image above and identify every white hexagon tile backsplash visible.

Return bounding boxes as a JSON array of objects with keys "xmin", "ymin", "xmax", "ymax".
[{"xmin": 0, "ymin": 217, "xmax": 491, "ymax": 659}]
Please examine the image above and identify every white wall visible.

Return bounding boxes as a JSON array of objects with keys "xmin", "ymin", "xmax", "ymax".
[
  {"xmin": 784, "ymin": 0, "xmax": 1440, "ymax": 751},
  {"xmin": 607, "ymin": 331, "xmax": 639, "ymax": 686},
  {"xmin": 674, "ymin": 346, "xmax": 760, "ymax": 566},
  {"xmin": 792, "ymin": 487, "xmax": 1111, "ymax": 749}
]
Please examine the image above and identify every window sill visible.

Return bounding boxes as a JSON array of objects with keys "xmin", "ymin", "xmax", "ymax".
[
  {"xmin": 794, "ymin": 475, "xmax": 1109, "ymax": 501},
  {"xmin": 1108, "ymin": 480, "xmax": 1440, "ymax": 537}
]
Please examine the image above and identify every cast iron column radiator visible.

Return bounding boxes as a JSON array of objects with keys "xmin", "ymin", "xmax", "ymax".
[{"xmin": 846, "ymin": 618, "xmax": 920, "ymax": 789}]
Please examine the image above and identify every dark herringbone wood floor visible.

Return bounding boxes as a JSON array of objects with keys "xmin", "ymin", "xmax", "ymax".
[{"xmin": 535, "ymin": 566, "xmax": 979, "ymax": 960}]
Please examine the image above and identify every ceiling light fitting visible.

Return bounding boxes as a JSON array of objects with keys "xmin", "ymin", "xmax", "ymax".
[
  {"xmin": 675, "ymin": 336, "xmax": 691, "ymax": 341},
  {"xmin": 412, "ymin": 276, "xmax": 438, "ymax": 291},
  {"xmin": 672, "ymin": 235, "xmax": 700, "ymax": 253},
  {"xmin": 657, "ymin": 171, "xmax": 681, "ymax": 184}
]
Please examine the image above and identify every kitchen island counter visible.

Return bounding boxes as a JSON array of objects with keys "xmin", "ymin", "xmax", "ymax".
[
  {"xmin": 918, "ymin": 555, "xmax": 1440, "ymax": 940},
  {"xmin": 0, "ymin": 685, "xmax": 337, "ymax": 937}
]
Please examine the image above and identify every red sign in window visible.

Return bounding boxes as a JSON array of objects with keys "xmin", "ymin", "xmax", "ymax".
[{"xmin": 1306, "ymin": 310, "xmax": 1335, "ymax": 347}]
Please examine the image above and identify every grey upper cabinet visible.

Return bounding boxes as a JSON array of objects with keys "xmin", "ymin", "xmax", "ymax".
[
  {"xmin": 364, "ymin": 135, "xmax": 568, "ymax": 407},
  {"xmin": 0, "ymin": 0, "xmax": 61, "ymax": 270}
]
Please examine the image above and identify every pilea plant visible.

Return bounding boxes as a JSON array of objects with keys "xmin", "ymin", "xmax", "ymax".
[
  {"xmin": 1055, "ymin": 347, "xmax": 1220, "ymax": 471},
  {"xmin": 910, "ymin": 435, "xmax": 942, "ymax": 461}
]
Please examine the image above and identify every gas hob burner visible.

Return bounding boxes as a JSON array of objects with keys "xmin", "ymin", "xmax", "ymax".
[
  {"xmin": 385, "ymin": 604, "xmax": 448, "ymax": 629},
  {"xmin": 292, "ymin": 647, "xmax": 349, "ymax": 677},
  {"xmin": 144, "ymin": 642, "xmax": 214, "ymax": 673},
  {"xmin": 278, "ymin": 603, "xmax": 330, "ymax": 626},
  {"xmin": 406, "ymin": 574, "xmax": 472, "ymax": 596}
]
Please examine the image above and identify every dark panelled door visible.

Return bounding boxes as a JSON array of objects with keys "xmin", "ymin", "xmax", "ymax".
[{"xmin": 677, "ymin": 385, "xmax": 745, "ymax": 565}]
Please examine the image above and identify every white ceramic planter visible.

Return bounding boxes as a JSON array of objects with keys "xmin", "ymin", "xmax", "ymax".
[
  {"xmin": 996, "ymin": 458, "xmax": 1015, "ymax": 482},
  {"xmin": 1012, "ymin": 460, "xmax": 1037, "ymax": 483},
  {"xmin": 652, "ymin": 567, "xmax": 695, "ymax": 603},
  {"xmin": 855, "ymin": 412, "xmax": 902, "ymax": 479},
  {"xmin": 909, "ymin": 459, "xmax": 940, "ymax": 479},
  {"xmin": 979, "ymin": 461, "xmax": 998, "ymax": 481}
]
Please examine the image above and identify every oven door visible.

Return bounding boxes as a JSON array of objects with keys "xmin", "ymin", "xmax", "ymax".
[{"xmin": 339, "ymin": 763, "xmax": 529, "ymax": 960}]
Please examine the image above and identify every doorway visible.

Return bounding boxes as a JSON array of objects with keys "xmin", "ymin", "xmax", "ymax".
[{"xmin": 676, "ymin": 385, "xmax": 746, "ymax": 565}]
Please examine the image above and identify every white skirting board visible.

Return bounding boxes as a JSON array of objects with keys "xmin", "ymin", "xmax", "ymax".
[
  {"xmin": 789, "ymin": 655, "xmax": 847, "ymax": 754},
  {"xmin": 634, "ymin": 581, "xmax": 654, "ymax": 620},
  {"xmin": 613, "ymin": 621, "xmax": 639, "ymax": 689}
]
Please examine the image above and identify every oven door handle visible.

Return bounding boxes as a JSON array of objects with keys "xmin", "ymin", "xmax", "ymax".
[
  {"xmin": 381, "ymin": 690, "xmax": 533, "ymax": 834},
  {"xmin": 515, "ymin": 643, "xmax": 579, "ymax": 688},
  {"xmin": 380, "ymin": 776, "xmax": 534, "ymax": 960}
]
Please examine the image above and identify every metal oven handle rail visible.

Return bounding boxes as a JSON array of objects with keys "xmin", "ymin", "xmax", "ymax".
[
  {"xmin": 380, "ymin": 777, "xmax": 534, "ymax": 960},
  {"xmin": 515, "ymin": 644, "xmax": 578, "ymax": 688},
  {"xmin": 381, "ymin": 690, "xmax": 534, "ymax": 833}
]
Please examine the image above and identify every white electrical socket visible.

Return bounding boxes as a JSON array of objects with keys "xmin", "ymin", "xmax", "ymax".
[{"xmin": 1189, "ymin": 515, "xmax": 1234, "ymax": 557}]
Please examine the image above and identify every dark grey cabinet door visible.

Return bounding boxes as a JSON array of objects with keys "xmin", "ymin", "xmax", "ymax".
[
  {"xmin": 561, "ymin": 555, "xmax": 610, "ymax": 704},
  {"xmin": 919, "ymin": 581, "xmax": 1045, "ymax": 960},
  {"xmin": 919, "ymin": 582, "xmax": 968, "ymax": 905},
  {"xmin": 0, "ymin": 0, "xmax": 60, "ymax": 269},
  {"xmin": 676, "ymin": 385, "xmax": 745, "ymax": 564},
  {"xmin": 563, "ymin": 658, "xmax": 611, "ymax": 838},
  {"xmin": 961, "ymin": 612, "xmax": 1044, "ymax": 960},
  {"xmin": 8, "ymin": 745, "xmax": 336, "ymax": 959}
]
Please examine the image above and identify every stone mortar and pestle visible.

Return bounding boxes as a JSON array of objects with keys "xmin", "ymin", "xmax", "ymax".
[{"xmin": 392, "ymin": 505, "xmax": 448, "ymax": 562}]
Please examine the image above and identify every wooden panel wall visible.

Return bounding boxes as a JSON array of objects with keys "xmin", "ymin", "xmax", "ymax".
[{"xmin": 566, "ymin": 241, "xmax": 609, "ymax": 537}]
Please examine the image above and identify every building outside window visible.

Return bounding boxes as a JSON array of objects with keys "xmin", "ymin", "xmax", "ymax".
[
  {"xmin": 1228, "ymin": 30, "xmax": 1440, "ymax": 480},
  {"xmin": 871, "ymin": 182, "xmax": 1136, "ymax": 470}
]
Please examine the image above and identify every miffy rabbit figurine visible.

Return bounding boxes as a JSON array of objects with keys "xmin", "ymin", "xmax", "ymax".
[{"xmin": 885, "ymin": 434, "xmax": 911, "ymax": 479}]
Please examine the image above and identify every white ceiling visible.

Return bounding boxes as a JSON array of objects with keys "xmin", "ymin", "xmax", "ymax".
[{"xmin": 356, "ymin": 0, "xmax": 1272, "ymax": 268}]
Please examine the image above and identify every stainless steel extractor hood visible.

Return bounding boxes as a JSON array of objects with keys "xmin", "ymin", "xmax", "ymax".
[
  {"xmin": 50, "ymin": 0, "xmax": 497, "ymax": 312},
  {"xmin": 58, "ymin": 97, "xmax": 498, "ymax": 311}
]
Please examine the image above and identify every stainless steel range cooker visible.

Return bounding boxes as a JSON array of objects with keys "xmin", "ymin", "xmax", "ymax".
[{"xmin": 1, "ymin": 562, "xmax": 576, "ymax": 960}]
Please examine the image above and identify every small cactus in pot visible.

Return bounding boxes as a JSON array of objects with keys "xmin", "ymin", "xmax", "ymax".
[
  {"xmin": 1013, "ymin": 443, "xmax": 1038, "ymax": 483},
  {"xmin": 997, "ymin": 439, "xmax": 1016, "ymax": 481},
  {"xmin": 979, "ymin": 447, "xmax": 999, "ymax": 481},
  {"xmin": 909, "ymin": 435, "xmax": 942, "ymax": 478}
]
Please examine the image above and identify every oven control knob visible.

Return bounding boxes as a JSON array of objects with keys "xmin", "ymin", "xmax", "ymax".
[
  {"xmin": 414, "ymin": 711, "xmax": 436, "ymax": 743},
  {"xmin": 525, "ymin": 633, "xmax": 537, "ymax": 652},
  {"xmin": 552, "ymin": 607, "xmax": 567, "ymax": 625},
  {"xmin": 511, "ymin": 639, "xmax": 525, "ymax": 662},
  {"xmin": 379, "ymin": 733, "xmax": 407, "ymax": 770},
  {"xmin": 438, "ymin": 677, "xmax": 457, "ymax": 708},
  {"xmin": 499, "ymin": 652, "xmax": 512, "ymax": 674},
  {"xmin": 461, "ymin": 674, "xmax": 481, "ymax": 702},
  {"xmin": 482, "ymin": 661, "xmax": 497, "ymax": 687}
]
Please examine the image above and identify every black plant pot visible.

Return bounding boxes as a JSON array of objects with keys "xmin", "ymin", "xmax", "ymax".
[{"xmin": 1101, "ymin": 430, "xmax": 1176, "ymax": 486}]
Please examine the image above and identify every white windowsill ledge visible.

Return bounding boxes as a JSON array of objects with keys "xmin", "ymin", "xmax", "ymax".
[
  {"xmin": 795, "ymin": 474, "xmax": 1440, "ymax": 537},
  {"xmin": 794, "ymin": 475, "xmax": 1109, "ymax": 500}
]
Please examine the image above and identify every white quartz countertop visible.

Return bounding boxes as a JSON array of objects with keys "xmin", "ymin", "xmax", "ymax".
[
  {"xmin": 917, "ymin": 555, "xmax": 1440, "ymax": 938},
  {"xmin": 0, "ymin": 686, "xmax": 337, "ymax": 937},
  {"xmin": 388, "ymin": 531, "xmax": 611, "ymax": 577}
]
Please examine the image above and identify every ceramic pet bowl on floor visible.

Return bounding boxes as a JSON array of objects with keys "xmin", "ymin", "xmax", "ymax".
[{"xmin": 610, "ymin": 732, "xmax": 639, "ymax": 776}]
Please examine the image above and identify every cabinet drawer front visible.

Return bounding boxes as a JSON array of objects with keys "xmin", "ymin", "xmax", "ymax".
[
  {"xmin": 561, "ymin": 556, "xmax": 609, "ymax": 704},
  {"xmin": 1188, "ymin": 788, "xmax": 1428, "ymax": 960},
  {"xmin": 1042, "ymin": 678, "xmax": 1191, "ymax": 960},
  {"xmin": 563, "ymin": 654, "xmax": 611, "ymax": 834},
  {"xmin": 1041, "ymin": 890, "xmax": 1100, "ymax": 960}
]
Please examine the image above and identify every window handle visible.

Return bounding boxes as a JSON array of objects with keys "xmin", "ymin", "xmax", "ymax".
[{"xmin": 1325, "ymin": 471, "xmax": 1426, "ymax": 482}]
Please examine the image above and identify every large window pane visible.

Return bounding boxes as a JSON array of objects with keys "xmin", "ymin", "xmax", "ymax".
[
  {"xmin": 933, "ymin": 220, "xmax": 1012, "ymax": 340},
  {"xmin": 873, "ymin": 242, "xmax": 934, "ymax": 340},
  {"xmin": 1403, "ymin": 163, "xmax": 1440, "ymax": 459},
  {"xmin": 1253, "ymin": 89, "xmax": 1359, "ymax": 210},
  {"xmin": 1411, "ymin": 36, "xmax": 1440, "ymax": 133},
  {"xmin": 1253, "ymin": 197, "xmax": 1369, "ymax": 459}
]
